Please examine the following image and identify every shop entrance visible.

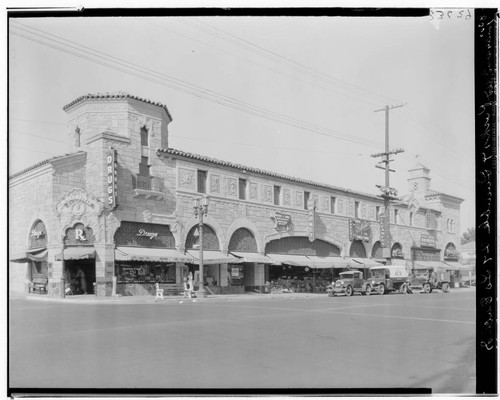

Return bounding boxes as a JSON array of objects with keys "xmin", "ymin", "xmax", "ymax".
[{"xmin": 65, "ymin": 259, "xmax": 96, "ymax": 295}]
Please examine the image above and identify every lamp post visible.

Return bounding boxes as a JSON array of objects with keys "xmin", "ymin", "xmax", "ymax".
[{"xmin": 193, "ymin": 196, "xmax": 209, "ymax": 298}]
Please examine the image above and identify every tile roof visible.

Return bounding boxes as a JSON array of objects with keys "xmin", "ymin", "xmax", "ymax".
[
  {"xmin": 426, "ymin": 190, "xmax": 465, "ymax": 202},
  {"xmin": 157, "ymin": 147, "xmax": 381, "ymax": 200},
  {"xmin": 62, "ymin": 91, "xmax": 173, "ymax": 120},
  {"xmin": 9, "ymin": 151, "xmax": 86, "ymax": 180}
]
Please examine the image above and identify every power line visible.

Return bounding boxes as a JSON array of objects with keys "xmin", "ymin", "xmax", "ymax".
[
  {"xmin": 10, "ymin": 21, "xmax": 384, "ymax": 150},
  {"xmin": 10, "ymin": 128, "xmax": 66, "ymax": 143},
  {"xmin": 182, "ymin": 18, "xmax": 402, "ymax": 106}
]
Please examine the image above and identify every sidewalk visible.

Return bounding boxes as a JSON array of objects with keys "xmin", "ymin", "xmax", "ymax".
[{"xmin": 16, "ymin": 286, "xmax": 476, "ymax": 305}]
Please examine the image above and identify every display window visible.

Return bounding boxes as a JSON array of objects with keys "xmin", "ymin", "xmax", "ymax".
[
  {"xmin": 227, "ymin": 264, "xmax": 244, "ymax": 285},
  {"xmin": 116, "ymin": 262, "xmax": 176, "ymax": 283}
]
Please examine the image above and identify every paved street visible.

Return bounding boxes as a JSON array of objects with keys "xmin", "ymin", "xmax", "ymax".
[{"xmin": 9, "ymin": 290, "xmax": 475, "ymax": 394}]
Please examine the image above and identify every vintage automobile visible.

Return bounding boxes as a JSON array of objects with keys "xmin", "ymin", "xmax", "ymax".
[
  {"xmin": 367, "ymin": 266, "xmax": 410, "ymax": 295},
  {"xmin": 327, "ymin": 270, "xmax": 370, "ymax": 297},
  {"xmin": 409, "ymin": 265, "xmax": 452, "ymax": 293}
]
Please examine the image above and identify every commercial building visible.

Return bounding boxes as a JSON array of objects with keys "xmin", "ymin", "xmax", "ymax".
[{"xmin": 9, "ymin": 92, "xmax": 465, "ymax": 297}]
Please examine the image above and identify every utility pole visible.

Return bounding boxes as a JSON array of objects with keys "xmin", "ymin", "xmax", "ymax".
[{"xmin": 371, "ymin": 104, "xmax": 405, "ymax": 263}]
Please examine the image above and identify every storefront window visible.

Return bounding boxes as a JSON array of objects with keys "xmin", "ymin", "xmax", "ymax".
[
  {"xmin": 227, "ymin": 264, "xmax": 244, "ymax": 285},
  {"xmin": 116, "ymin": 262, "xmax": 176, "ymax": 283}
]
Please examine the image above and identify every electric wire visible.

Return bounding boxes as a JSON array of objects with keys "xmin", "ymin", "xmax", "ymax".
[{"xmin": 10, "ymin": 21, "xmax": 384, "ymax": 150}]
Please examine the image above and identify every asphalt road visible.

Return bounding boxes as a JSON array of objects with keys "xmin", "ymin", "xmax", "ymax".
[{"xmin": 9, "ymin": 290, "xmax": 476, "ymax": 394}]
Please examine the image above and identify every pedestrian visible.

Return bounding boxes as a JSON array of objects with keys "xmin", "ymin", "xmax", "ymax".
[{"xmin": 76, "ymin": 268, "xmax": 87, "ymax": 294}]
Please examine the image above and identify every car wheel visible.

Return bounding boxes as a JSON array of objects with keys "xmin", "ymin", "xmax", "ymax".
[
  {"xmin": 345, "ymin": 286, "xmax": 353, "ymax": 297},
  {"xmin": 423, "ymin": 283, "xmax": 431, "ymax": 294},
  {"xmin": 378, "ymin": 284, "xmax": 385, "ymax": 295},
  {"xmin": 399, "ymin": 284, "xmax": 407, "ymax": 294},
  {"xmin": 442, "ymin": 283, "xmax": 449, "ymax": 293},
  {"xmin": 365, "ymin": 284, "xmax": 371, "ymax": 296}
]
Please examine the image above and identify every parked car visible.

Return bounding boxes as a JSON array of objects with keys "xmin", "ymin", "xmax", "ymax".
[
  {"xmin": 367, "ymin": 266, "xmax": 410, "ymax": 295},
  {"xmin": 328, "ymin": 270, "xmax": 370, "ymax": 297},
  {"xmin": 409, "ymin": 266, "xmax": 451, "ymax": 293}
]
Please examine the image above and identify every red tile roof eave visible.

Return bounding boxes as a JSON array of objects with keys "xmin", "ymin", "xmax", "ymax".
[
  {"xmin": 157, "ymin": 147, "xmax": 382, "ymax": 201},
  {"xmin": 62, "ymin": 93, "xmax": 173, "ymax": 121},
  {"xmin": 425, "ymin": 190, "xmax": 465, "ymax": 202},
  {"xmin": 9, "ymin": 151, "xmax": 86, "ymax": 180}
]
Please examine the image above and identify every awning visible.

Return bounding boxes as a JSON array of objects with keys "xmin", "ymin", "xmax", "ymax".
[
  {"xmin": 306, "ymin": 256, "xmax": 352, "ymax": 269},
  {"xmin": 390, "ymin": 259, "xmax": 408, "ymax": 267},
  {"xmin": 27, "ymin": 249, "xmax": 48, "ymax": 261},
  {"xmin": 265, "ymin": 254, "xmax": 313, "ymax": 267},
  {"xmin": 185, "ymin": 250, "xmax": 241, "ymax": 265},
  {"xmin": 10, "ymin": 248, "xmax": 47, "ymax": 262},
  {"xmin": 230, "ymin": 252, "xmax": 274, "ymax": 264},
  {"xmin": 444, "ymin": 261, "xmax": 473, "ymax": 271},
  {"xmin": 414, "ymin": 261, "xmax": 451, "ymax": 270},
  {"xmin": 62, "ymin": 247, "xmax": 96, "ymax": 260},
  {"xmin": 116, "ymin": 247, "xmax": 193, "ymax": 263},
  {"xmin": 352, "ymin": 258, "xmax": 383, "ymax": 268}
]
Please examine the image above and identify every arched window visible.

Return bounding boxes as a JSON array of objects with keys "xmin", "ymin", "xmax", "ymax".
[
  {"xmin": 409, "ymin": 212, "xmax": 413, "ymax": 227},
  {"xmin": 349, "ymin": 240, "xmax": 367, "ymax": 258},
  {"xmin": 185, "ymin": 225, "xmax": 220, "ymax": 250},
  {"xmin": 228, "ymin": 228, "xmax": 257, "ymax": 253},
  {"xmin": 140, "ymin": 126, "xmax": 149, "ymax": 147},
  {"xmin": 75, "ymin": 127, "xmax": 81, "ymax": 147}
]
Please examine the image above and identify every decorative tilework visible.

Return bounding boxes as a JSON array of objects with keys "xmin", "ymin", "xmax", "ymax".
[
  {"xmin": 322, "ymin": 196, "xmax": 330, "ymax": 213},
  {"xmin": 338, "ymin": 199, "xmax": 344, "ymax": 214},
  {"xmin": 263, "ymin": 185, "xmax": 273, "ymax": 203},
  {"xmin": 369, "ymin": 206, "xmax": 375, "ymax": 220},
  {"xmin": 348, "ymin": 201, "xmax": 354, "ymax": 216},
  {"xmin": 295, "ymin": 191, "xmax": 303, "ymax": 208},
  {"xmin": 227, "ymin": 177, "xmax": 238, "ymax": 197},
  {"xmin": 178, "ymin": 168, "xmax": 196, "ymax": 190},
  {"xmin": 361, "ymin": 204, "xmax": 367, "ymax": 219},
  {"xmin": 209, "ymin": 174, "xmax": 221, "ymax": 194},
  {"xmin": 249, "ymin": 182, "xmax": 258, "ymax": 200},
  {"xmin": 283, "ymin": 189, "xmax": 291, "ymax": 206}
]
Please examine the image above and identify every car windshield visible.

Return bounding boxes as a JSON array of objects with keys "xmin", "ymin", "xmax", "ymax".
[
  {"xmin": 370, "ymin": 269, "xmax": 385, "ymax": 278},
  {"xmin": 339, "ymin": 273, "xmax": 353, "ymax": 279},
  {"xmin": 414, "ymin": 269, "xmax": 429, "ymax": 277}
]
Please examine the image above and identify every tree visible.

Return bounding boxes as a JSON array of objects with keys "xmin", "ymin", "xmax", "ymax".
[{"xmin": 461, "ymin": 227, "xmax": 475, "ymax": 244}]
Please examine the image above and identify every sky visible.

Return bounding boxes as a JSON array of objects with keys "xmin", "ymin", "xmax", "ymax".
[{"xmin": 8, "ymin": 10, "xmax": 476, "ymax": 233}]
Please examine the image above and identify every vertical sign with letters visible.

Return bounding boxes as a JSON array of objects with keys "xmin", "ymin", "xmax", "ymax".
[{"xmin": 107, "ymin": 149, "xmax": 118, "ymax": 210}]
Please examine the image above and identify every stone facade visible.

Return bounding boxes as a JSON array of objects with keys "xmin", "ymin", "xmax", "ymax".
[{"xmin": 9, "ymin": 92, "xmax": 464, "ymax": 297}]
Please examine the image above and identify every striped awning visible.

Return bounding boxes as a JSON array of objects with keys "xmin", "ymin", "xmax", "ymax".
[
  {"xmin": 351, "ymin": 258, "xmax": 384, "ymax": 268},
  {"xmin": 444, "ymin": 261, "xmax": 473, "ymax": 271},
  {"xmin": 414, "ymin": 261, "xmax": 451, "ymax": 270},
  {"xmin": 185, "ymin": 250, "xmax": 241, "ymax": 265},
  {"xmin": 306, "ymin": 256, "xmax": 352, "ymax": 269},
  {"xmin": 61, "ymin": 247, "xmax": 96, "ymax": 260},
  {"xmin": 265, "ymin": 254, "xmax": 313, "ymax": 267},
  {"xmin": 116, "ymin": 247, "xmax": 193, "ymax": 263},
  {"xmin": 10, "ymin": 248, "xmax": 47, "ymax": 262},
  {"xmin": 230, "ymin": 252, "xmax": 274, "ymax": 264}
]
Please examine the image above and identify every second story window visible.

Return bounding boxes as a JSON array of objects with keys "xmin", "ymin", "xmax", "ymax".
[
  {"xmin": 197, "ymin": 170, "xmax": 207, "ymax": 194},
  {"xmin": 274, "ymin": 185, "xmax": 281, "ymax": 206},
  {"xmin": 355, "ymin": 201, "xmax": 360, "ymax": 218},
  {"xmin": 140, "ymin": 126, "xmax": 149, "ymax": 147},
  {"xmin": 304, "ymin": 191, "xmax": 310, "ymax": 210},
  {"xmin": 394, "ymin": 209, "xmax": 399, "ymax": 224},
  {"xmin": 409, "ymin": 212, "xmax": 413, "ymax": 226},
  {"xmin": 139, "ymin": 157, "xmax": 150, "ymax": 177},
  {"xmin": 330, "ymin": 197, "xmax": 336, "ymax": 214},
  {"xmin": 376, "ymin": 206, "xmax": 380, "ymax": 221},
  {"xmin": 239, "ymin": 178, "xmax": 247, "ymax": 200}
]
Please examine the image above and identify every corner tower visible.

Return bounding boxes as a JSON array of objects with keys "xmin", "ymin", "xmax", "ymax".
[
  {"xmin": 407, "ymin": 162, "xmax": 431, "ymax": 204},
  {"xmin": 62, "ymin": 92, "xmax": 173, "ymax": 200}
]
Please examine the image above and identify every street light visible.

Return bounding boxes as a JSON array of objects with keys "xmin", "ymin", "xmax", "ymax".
[{"xmin": 193, "ymin": 196, "xmax": 209, "ymax": 298}]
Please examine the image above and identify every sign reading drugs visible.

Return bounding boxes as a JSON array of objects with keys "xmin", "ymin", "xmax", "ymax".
[{"xmin": 107, "ymin": 149, "xmax": 118, "ymax": 210}]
